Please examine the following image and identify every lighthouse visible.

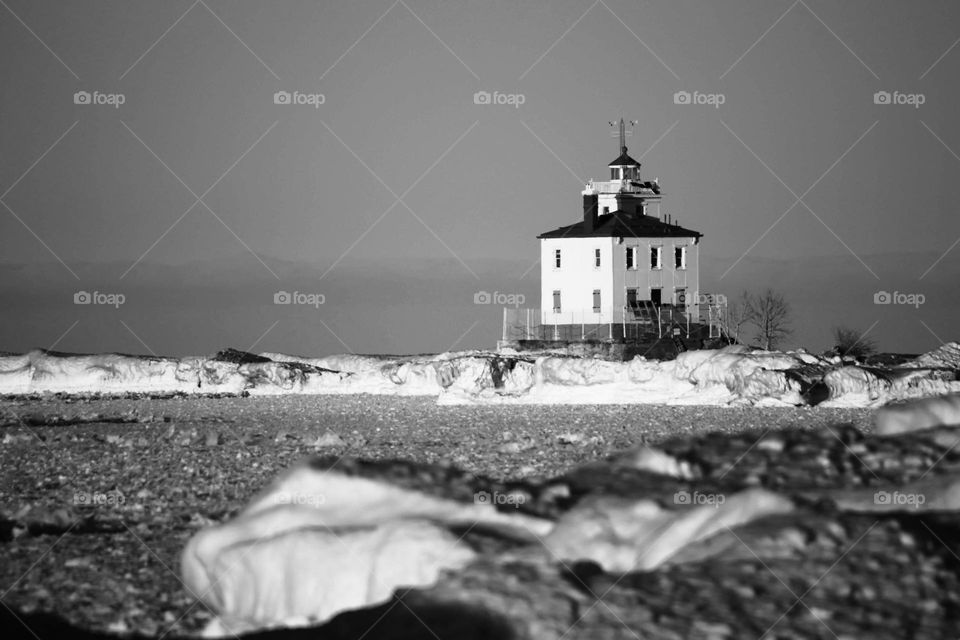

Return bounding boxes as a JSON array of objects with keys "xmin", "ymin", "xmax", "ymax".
[{"xmin": 536, "ymin": 119, "xmax": 703, "ymax": 338}]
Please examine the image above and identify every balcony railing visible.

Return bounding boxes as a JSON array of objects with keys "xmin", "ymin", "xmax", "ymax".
[{"xmin": 587, "ymin": 180, "xmax": 661, "ymax": 195}]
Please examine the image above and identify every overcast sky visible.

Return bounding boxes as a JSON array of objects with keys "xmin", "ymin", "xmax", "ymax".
[{"xmin": 1, "ymin": 0, "xmax": 959, "ymax": 356}]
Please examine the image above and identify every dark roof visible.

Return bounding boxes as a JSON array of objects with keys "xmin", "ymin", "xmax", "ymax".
[
  {"xmin": 537, "ymin": 211, "xmax": 702, "ymax": 239},
  {"xmin": 608, "ymin": 151, "xmax": 640, "ymax": 167}
]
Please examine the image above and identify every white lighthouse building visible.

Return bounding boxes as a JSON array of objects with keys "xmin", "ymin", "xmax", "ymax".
[{"xmin": 537, "ymin": 119, "xmax": 703, "ymax": 336}]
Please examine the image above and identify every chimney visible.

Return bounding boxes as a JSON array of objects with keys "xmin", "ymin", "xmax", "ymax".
[{"xmin": 583, "ymin": 193, "xmax": 598, "ymax": 232}]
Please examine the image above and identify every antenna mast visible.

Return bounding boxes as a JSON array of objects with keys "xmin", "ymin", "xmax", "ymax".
[{"xmin": 608, "ymin": 118, "xmax": 639, "ymax": 154}]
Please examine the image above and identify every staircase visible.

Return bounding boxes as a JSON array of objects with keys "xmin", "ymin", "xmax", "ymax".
[{"xmin": 672, "ymin": 333, "xmax": 687, "ymax": 353}]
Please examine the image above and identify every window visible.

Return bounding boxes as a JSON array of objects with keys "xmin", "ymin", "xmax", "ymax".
[
  {"xmin": 602, "ymin": 206, "xmax": 610, "ymax": 215},
  {"xmin": 554, "ymin": 248, "xmax": 561, "ymax": 269},
  {"xmin": 675, "ymin": 246, "xmax": 686, "ymax": 270},
  {"xmin": 594, "ymin": 248, "xmax": 601, "ymax": 268},
  {"xmin": 676, "ymin": 288, "xmax": 687, "ymax": 306},
  {"xmin": 610, "ymin": 167, "xmax": 620, "ymax": 180},
  {"xmin": 626, "ymin": 288, "xmax": 639, "ymax": 311},
  {"xmin": 592, "ymin": 289, "xmax": 601, "ymax": 313},
  {"xmin": 552, "ymin": 290, "xmax": 561, "ymax": 312},
  {"xmin": 650, "ymin": 246, "xmax": 662, "ymax": 270},
  {"xmin": 626, "ymin": 246, "xmax": 637, "ymax": 270}
]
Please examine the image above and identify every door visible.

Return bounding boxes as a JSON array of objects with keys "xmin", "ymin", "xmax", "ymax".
[
  {"xmin": 626, "ymin": 288, "xmax": 639, "ymax": 318},
  {"xmin": 650, "ymin": 288, "xmax": 662, "ymax": 307}
]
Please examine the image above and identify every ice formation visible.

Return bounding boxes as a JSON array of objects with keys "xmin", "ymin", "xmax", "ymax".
[{"xmin": 2, "ymin": 343, "xmax": 959, "ymax": 408}]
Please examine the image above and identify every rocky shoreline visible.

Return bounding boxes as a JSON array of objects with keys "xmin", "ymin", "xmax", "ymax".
[{"xmin": 2, "ymin": 395, "xmax": 959, "ymax": 639}]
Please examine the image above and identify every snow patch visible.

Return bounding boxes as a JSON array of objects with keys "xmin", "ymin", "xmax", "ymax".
[
  {"xmin": 543, "ymin": 488, "xmax": 794, "ymax": 573},
  {"xmin": 182, "ymin": 460, "xmax": 551, "ymax": 635}
]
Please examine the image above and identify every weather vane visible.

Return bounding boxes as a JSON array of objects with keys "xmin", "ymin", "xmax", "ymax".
[{"xmin": 609, "ymin": 118, "xmax": 638, "ymax": 154}]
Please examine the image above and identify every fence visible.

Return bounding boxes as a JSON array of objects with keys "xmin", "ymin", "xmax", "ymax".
[{"xmin": 502, "ymin": 302, "xmax": 729, "ymax": 342}]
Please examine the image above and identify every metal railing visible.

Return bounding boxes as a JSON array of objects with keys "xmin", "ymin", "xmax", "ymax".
[
  {"xmin": 502, "ymin": 301, "xmax": 729, "ymax": 342},
  {"xmin": 587, "ymin": 180, "xmax": 661, "ymax": 195}
]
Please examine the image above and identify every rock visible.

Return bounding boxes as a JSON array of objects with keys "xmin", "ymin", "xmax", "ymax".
[
  {"xmin": 64, "ymin": 556, "xmax": 94, "ymax": 568},
  {"xmin": 2, "ymin": 432, "xmax": 33, "ymax": 445},
  {"xmin": 346, "ymin": 430, "xmax": 368, "ymax": 448},
  {"xmin": 617, "ymin": 446, "xmax": 695, "ymax": 479},
  {"xmin": 212, "ymin": 348, "xmax": 273, "ymax": 365},
  {"xmin": 756, "ymin": 437, "xmax": 785, "ymax": 453},
  {"xmin": 204, "ymin": 432, "xmax": 222, "ymax": 447},
  {"xmin": 106, "ymin": 620, "xmax": 129, "ymax": 634},
  {"xmin": 557, "ymin": 432, "xmax": 583, "ymax": 445},
  {"xmin": 831, "ymin": 474, "xmax": 960, "ymax": 513},
  {"xmin": 497, "ymin": 438, "xmax": 535, "ymax": 454},
  {"xmin": 312, "ymin": 431, "xmax": 347, "ymax": 448}
]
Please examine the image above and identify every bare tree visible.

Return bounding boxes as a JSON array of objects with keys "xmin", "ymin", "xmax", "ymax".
[
  {"xmin": 747, "ymin": 289, "xmax": 792, "ymax": 350},
  {"xmin": 724, "ymin": 291, "xmax": 756, "ymax": 344},
  {"xmin": 832, "ymin": 325, "xmax": 877, "ymax": 359}
]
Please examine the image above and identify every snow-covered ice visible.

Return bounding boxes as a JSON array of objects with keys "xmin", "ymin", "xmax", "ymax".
[{"xmin": 2, "ymin": 343, "xmax": 959, "ymax": 408}]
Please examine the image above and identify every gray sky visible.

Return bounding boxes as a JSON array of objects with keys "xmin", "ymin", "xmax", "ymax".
[{"xmin": 1, "ymin": 0, "xmax": 959, "ymax": 356}]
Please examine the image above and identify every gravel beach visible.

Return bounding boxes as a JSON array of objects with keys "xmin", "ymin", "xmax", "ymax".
[{"xmin": 0, "ymin": 395, "xmax": 872, "ymax": 635}]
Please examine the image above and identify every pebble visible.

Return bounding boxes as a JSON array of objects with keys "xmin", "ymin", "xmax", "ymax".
[{"xmin": 313, "ymin": 431, "xmax": 347, "ymax": 448}]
